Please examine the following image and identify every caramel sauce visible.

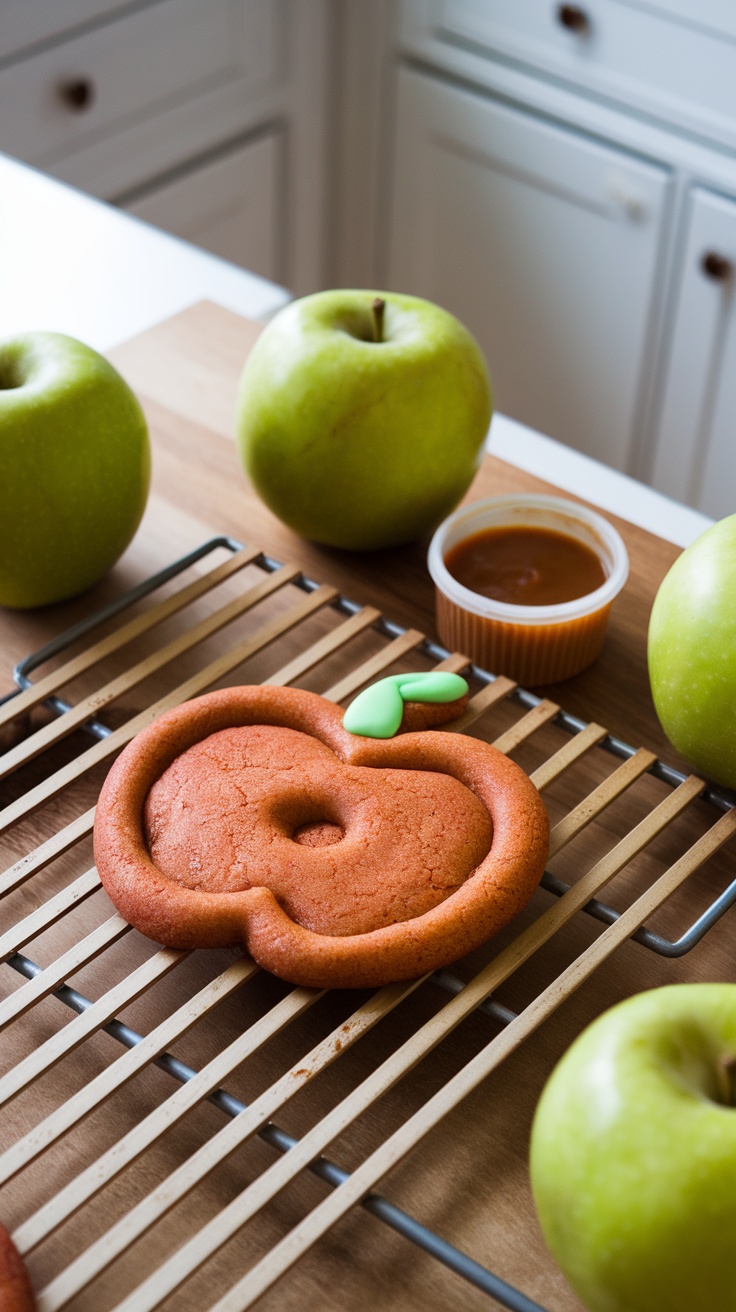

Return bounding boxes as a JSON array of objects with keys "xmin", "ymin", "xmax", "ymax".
[{"xmin": 444, "ymin": 524, "xmax": 607, "ymax": 607}]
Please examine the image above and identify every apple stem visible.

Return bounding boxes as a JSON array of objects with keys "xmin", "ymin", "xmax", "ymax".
[
  {"xmin": 718, "ymin": 1055, "xmax": 736, "ymax": 1105},
  {"xmin": 371, "ymin": 297, "xmax": 385, "ymax": 344}
]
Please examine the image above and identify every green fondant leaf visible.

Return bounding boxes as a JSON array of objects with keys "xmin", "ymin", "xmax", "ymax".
[
  {"xmin": 342, "ymin": 679, "xmax": 404, "ymax": 738},
  {"xmin": 343, "ymin": 671, "xmax": 469, "ymax": 739}
]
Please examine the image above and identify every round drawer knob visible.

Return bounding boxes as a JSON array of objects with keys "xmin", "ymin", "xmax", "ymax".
[
  {"xmin": 557, "ymin": 4, "xmax": 590, "ymax": 33},
  {"xmin": 57, "ymin": 77, "xmax": 96, "ymax": 112},
  {"xmin": 701, "ymin": 251, "xmax": 733, "ymax": 282}
]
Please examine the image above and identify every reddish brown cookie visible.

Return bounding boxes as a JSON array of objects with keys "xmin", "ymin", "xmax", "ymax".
[
  {"xmin": 143, "ymin": 723, "xmax": 493, "ymax": 934},
  {"xmin": 93, "ymin": 686, "xmax": 549, "ymax": 989},
  {"xmin": 0, "ymin": 1227, "xmax": 35, "ymax": 1312}
]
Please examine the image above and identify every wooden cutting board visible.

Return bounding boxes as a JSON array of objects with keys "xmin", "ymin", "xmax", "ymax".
[{"xmin": 3, "ymin": 301, "xmax": 732, "ymax": 1312}]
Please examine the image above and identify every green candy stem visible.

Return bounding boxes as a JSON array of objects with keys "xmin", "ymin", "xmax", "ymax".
[{"xmin": 342, "ymin": 671, "xmax": 468, "ymax": 739}]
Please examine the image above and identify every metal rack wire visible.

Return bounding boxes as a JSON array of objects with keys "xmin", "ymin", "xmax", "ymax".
[{"xmin": 2, "ymin": 537, "xmax": 735, "ymax": 1312}]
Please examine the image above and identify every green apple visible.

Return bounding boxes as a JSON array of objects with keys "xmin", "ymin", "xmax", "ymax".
[
  {"xmin": 648, "ymin": 514, "xmax": 736, "ymax": 787},
  {"xmin": 235, "ymin": 290, "xmax": 492, "ymax": 551},
  {"xmin": 0, "ymin": 332, "xmax": 150, "ymax": 608},
  {"xmin": 530, "ymin": 984, "xmax": 736, "ymax": 1312}
]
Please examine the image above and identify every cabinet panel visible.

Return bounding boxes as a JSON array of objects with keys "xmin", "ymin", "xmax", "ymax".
[
  {"xmin": 652, "ymin": 187, "xmax": 736, "ymax": 519},
  {"xmin": 126, "ymin": 130, "xmax": 282, "ymax": 282},
  {"xmin": 387, "ymin": 67, "xmax": 671, "ymax": 471},
  {"xmin": 0, "ymin": 0, "xmax": 281, "ymax": 165}
]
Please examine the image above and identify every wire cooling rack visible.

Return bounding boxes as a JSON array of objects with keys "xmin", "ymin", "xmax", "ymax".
[{"xmin": 2, "ymin": 536, "xmax": 736, "ymax": 1312}]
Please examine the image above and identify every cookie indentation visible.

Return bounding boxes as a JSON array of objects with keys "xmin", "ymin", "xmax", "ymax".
[{"xmin": 292, "ymin": 821, "xmax": 344, "ymax": 847}]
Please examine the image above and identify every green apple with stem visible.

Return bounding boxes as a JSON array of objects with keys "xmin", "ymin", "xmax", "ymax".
[
  {"xmin": 648, "ymin": 513, "xmax": 736, "ymax": 788},
  {"xmin": 530, "ymin": 984, "xmax": 736, "ymax": 1312},
  {"xmin": 0, "ymin": 331, "xmax": 150, "ymax": 608},
  {"xmin": 235, "ymin": 290, "xmax": 492, "ymax": 551}
]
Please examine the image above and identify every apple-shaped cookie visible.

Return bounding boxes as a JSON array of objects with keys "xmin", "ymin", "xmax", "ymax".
[{"xmin": 93, "ymin": 685, "xmax": 549, "ymax": 989}]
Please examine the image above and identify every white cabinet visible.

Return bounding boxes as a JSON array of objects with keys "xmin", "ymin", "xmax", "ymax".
[
  {"xmin": 0, "ymin": 0, "xmax": 331, "ymax": 293},
  {"xmin": 388, "ymin": 66, "xmax": 672, "ymax": 471},
  {"xmin": 412, "ymin": 0, "xmax": 736, "ymax": 153},
  {"xmin": 652, "ymin": 187, "xmax": 736, "ymax": 519},
  {"xmin": 339, "ymin": 0, "xmax": 736, "ymax": 515},
  {"xmin": 0, "ymin": 0, "xmax": 280, "ymax": 167}
]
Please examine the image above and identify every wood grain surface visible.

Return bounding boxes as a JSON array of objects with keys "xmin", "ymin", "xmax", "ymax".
[{"xmin": 1, "ymin": 301, "xmax": 735, "ymax": 1312}]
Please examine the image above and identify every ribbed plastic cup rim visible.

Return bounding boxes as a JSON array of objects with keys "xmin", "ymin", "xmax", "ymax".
[{"xmin": 427, "ymin": 494, "xmax": 629, "ymax": 626}]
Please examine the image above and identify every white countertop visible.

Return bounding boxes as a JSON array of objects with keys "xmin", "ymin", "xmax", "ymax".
[
  {"xmin": 0, "ymin": 153, "xmax": 289, "ymax": 349},
  {"xmin": 0, "ymin": 153, "xmax": 713, "ymax": 551}
]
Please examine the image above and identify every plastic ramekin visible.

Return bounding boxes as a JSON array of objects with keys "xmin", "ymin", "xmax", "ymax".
[{"xmin": 427, "ymin": 494, "xmax": 629, "ymax": 685}]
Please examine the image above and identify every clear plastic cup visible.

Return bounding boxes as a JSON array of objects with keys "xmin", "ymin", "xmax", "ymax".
[{"xmin": 427, "ymin": 494, "xmax": 629, "ymax": 685}]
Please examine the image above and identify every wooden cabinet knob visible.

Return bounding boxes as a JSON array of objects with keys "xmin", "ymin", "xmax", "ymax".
[
  {"xmin": 701, "ymin": 251, "xmax": 733, "ymax": 282},
  {"xmin": 57, "ymin": 77, "xmax": 95, "ymax": 112},
  {"xmin": 557, "ymin": 4, "xmax": 590, "ymax": 33}
]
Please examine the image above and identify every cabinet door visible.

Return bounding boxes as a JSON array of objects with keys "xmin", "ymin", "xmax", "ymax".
[
  {"xmin": 651, "ymin": 187, "xmax": 736, "ymax": 519},
  {"xmin": 126, "ymin": 131, "xmax": 282, "ymax": 283},
  {"xmin": 387, "ymin": 67, "xmax": 671, "ymax": 472}
]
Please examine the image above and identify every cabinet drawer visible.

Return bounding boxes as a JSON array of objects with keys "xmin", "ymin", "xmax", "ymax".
[
  {"xmin": 404, "ymin": 0, "xmax": 736, "ymax": 152},
  {"xmin": 0, "ymin": 0, "xmax": 281, "ymax": 166},
  {"xmin": 125, "ymin": 130, "xmax": 283, "ymax": 282}
]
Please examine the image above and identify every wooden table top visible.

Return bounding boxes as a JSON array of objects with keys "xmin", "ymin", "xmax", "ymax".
[{"xmin": 2, "ymin": 301, "xmax": 734, "ymax": 1312}]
